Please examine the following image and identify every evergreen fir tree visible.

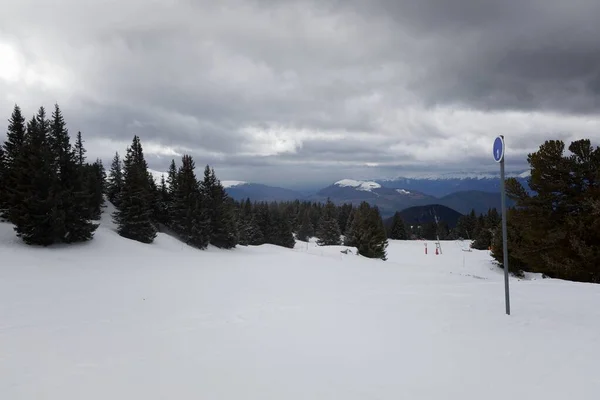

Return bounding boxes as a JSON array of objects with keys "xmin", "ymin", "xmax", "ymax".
[
  {"xmin": 344, "ymin": 202, "xmax": 388, "ymax": 260},
  {"xmin": 190, "ymin": 194, "xmax": 212, "ymax": 248},
  {"xmin": 343, "ymin": 209, "xmax": 356, "ymax": 246},
  {"xmin": 164, "ymin": 159, "xmax": 178, "ymax": 226},
  {"xmin": 170, "ymin": 155, "xmax": 210, "ymax": 248},
  {"xmin": 237, "ymin": 198, "xmax": 253, "ymax": 246},
  {"xmin": 146, "ymin": 173, "xmax": 162, "ymax": 228},
  {"xmin": 365, "ymin": 205, "xmax": 388, "ymax": 260},
  {"xmin": 337, "ymin": 203, "xmax": 353, "ymax": 235},
  {"xmin": 201, "ymin": 165, "xmax": 238, "ymax": 249},
  {"xmin": 269, "ymin": 205, "xmax": 295, "ymax": 248},
  {"xmin": 1, "ymin": 104, "xmax": 27, "ymax": 221},
  {"xmin": 248, "ymin": 216, "xmax": 264, "ymax": 245},
  {"xmin": 107, "ymin": 152, "xmax": 123, "ymax": 205},
  {"xmin": 74, "ymin": 131, "xmax": 86, "ymax": 166},
  {"xmin": 310, "ymin": 203, "xmax": 322, "ymax": 229},
  {"xmin": 112, "ymin": 136, "xmax": 157, "ymax": 243},
  {"xmin": 421, "ymin": 221, "xmax": 438, "ymax": 240},
  {"xmin": 84, "ymin": 159, "xmax": 105, "ymax": 220},
  {"xmin": 167, "ymin": 159, "xmax": 178, "ymax": 197},
  {"xmin": 471, "ymin": 208, "xmax": 499, "ymax": 250},
  {"xmin": 48, "ymin": 104, "xmax": 97, "ymax": 243},
  {"xmin": 11, "ymin": 109, "xmax": 58, "ymax": 245},
  {"xmin": 316, "ymin": 198, "xmax": 341, "ymax": 246},
  {"xmin": 296, "ymin": 210, "xmax": 314, "ymax": 242},
  {"xmin": 472, "ymin": 226, "xmax": 493, "ymax": 250},
  {"xmin": 157, "ymin": 174, "xmax": 171, "ymax": 226},
  {"xmin": 253, "ymin": 202, "xmax": 272, "ymax": 245},
  {"xmin": 388, "ymin": 212, "xmax": 408, "ymax": 240},
  {"xmin": 0, "ymin": 146, "xmax": 5, "ymax": 217},
  {"xmin": 243, "ymin": 200, "xmax": 264, "ymax": 245},
  {"xmin": 455, "ymin": 209, "xmax": 478, "ymax": 240}
]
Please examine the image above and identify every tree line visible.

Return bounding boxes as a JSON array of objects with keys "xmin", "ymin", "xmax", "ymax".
[{"xmin": 0, "ymin": 104, "xmax": 389, "ymax": 259}]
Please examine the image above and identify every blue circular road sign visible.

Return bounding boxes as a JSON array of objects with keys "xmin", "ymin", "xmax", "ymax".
[{"xmin": 493, "ymin": 136, "xmax": 505, "ymax": 163}]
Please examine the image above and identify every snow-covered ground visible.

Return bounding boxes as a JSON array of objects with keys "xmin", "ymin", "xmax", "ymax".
[{"xmin": 1, "ymin": 205, "xmax": 599, "ymax": 399}]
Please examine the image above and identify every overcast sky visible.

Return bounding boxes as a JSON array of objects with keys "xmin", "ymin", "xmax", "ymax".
[{"xmin": 1, "ymin": 0, "xmax": 599, "ymax": 188}]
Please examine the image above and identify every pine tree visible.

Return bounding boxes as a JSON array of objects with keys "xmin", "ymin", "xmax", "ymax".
[
  {"xmin": 337, "ymin": 203, "xmax": 353, "ymax": 235},
  {"xmin": 242, "ymin": 199, "xmax": 264, "ymax": 245},
  {"xmin": 170, "ymin": 155, "xmax": 210, "ymax": 248},
  {"xmin": 1, "ymin": 105, "xmax": 27, "ymax": 221},
  {"xmin": 84, "ymin": 159, "xmax": 105, "ymax": 220},
  {"xmin": 113, "ymin": 136, "xmax": 157, "ymax": 243},
  {"xmin": 316, "ymin": 198, "xmax": 341, "ymax": 246},
  {"xmin": 455, "ymin": 209, "xmax": 478, "ymax": 240},
  {"xmin": 146, "ymin": 172, "xmax": 162, "ymax": 227},
  {"xmin": 237, "ymin": 198, "xmax": 253, "ymax": 246},
  {"xmin": 342, "ymin": 209, "xmax": 354, "ymax": 245},
  {"xmin": 48, "ymin": 104, "xmax": 97, "ymax": 243},
  {"xmin": 388, "ymin": 212, "xmax": 408, "ymax": 240},
  {"xmin": 421, "ymin": 221, "xmax": 437, "ymax": 240},
  {"xmin": 253, "ymin": 202, "xmax": 273, "ymax": 245},
  {"xmin": 310, "ymin": 203, "xmax": 322, "ymax": 229},
  {"xmin": 74, "ymin": 131, "xmax": 86, "ymax": 166},
  {"xmin": 201, "ymin": 165, "xmax": 238, "ymax": 249},
  {"xmin": 164, "ymin": 159, "xmax": 178, "ymax": 226},
  {"xmin": 11, "ymin": 109, "xmax": 58, "ymax": 245},
  {"xmin": 167, "ymin": 159, "xmax": 178, "ymax": 197},
  {"xmin": 471, "ymin": 208, "xmax": 499, "ymax": 250},
  {"xmin": 157, "ymin": 174, "xmax": 171, "ymax": 226},
  {"xmin": 107, "ymin": 152, "xmax": 123, "ymax": 205},
  {"xmin": 0, "ymin": 146, "xmax": 5, "ymax": 217},
  {"xmin": 344, "ymin": 202, "xmax": 388, "ymax": 260},
  {"xmin": 248, "ymin": 216, "xmax": 264, "ymax": 245},
  {"xmin": 270, "ymin": 205, "xmax": 295, "ymax": 248},
  {"xmin": 296, "ymin": 210, "xmax": 314, "ymax": 242}
]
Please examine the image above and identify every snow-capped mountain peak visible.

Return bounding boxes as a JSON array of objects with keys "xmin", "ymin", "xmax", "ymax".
[
  {"xmin": 518, "ymin": 170, "xmax": 531, "ymax": 178},
  {"xmin": 396, "ymin": 189, "xmax": 411, "ymax": 195},
  {"xmin": 148, "ymin": 169, "xmax": 166, "ymax": 185},
  {"xmin": 335, "ymin": 179, "xmax": 381, "ymax": 192},
  {"xmin": 221, "ymin": 181, "xmax": 248, "ymax": 189}
]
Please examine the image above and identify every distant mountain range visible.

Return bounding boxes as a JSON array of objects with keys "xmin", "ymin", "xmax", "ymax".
[
  {"xmin": 376, "ymin": 171, "xmax": 531, "ymax": 197},
  {"xmin": 148, "ymin": 170, "xmax": 528, "ymax": 217},
  {"xmin": 312, "ymin": 179, "xmax": 514, "ymax": 217}
]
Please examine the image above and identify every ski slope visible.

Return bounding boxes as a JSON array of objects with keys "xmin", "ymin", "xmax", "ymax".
[{"xmin": 1, "ymin": 204, "xmax": 599, "ymax": 399}]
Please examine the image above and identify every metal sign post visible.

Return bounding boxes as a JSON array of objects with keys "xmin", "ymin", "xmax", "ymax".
[{"xmin": 493, "ymin": 135, "xmax": 511, "ymax": 316}]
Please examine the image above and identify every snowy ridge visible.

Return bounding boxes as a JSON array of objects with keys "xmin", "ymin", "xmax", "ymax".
[
  {"xmin": 148, "ymin": 169, "xmax": 166, "ymax": 184},
  {"xmin": 335, "ymin": 179, "xmax": 381, "ymax": 191},
  {"xmin": 221, "ymin": 180, "xmax": 248, "ymax": 188},
  {"xmin": 396, "ymin": 189, "xmax": 411, "ymax": 194},
  {"xmin": 379, "ymin": 170, "xmax": 532, "ymax": 181}
]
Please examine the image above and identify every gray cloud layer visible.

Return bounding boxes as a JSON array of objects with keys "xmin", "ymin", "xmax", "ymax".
[{"xmin": 1, "ymin": 0, "xmax": 599, "ymax": 187}]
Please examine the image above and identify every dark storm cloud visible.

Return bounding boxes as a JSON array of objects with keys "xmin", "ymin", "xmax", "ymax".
[{"xmin": 1, "ymin": 0, "xmax": 599, "ymax": 185}]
